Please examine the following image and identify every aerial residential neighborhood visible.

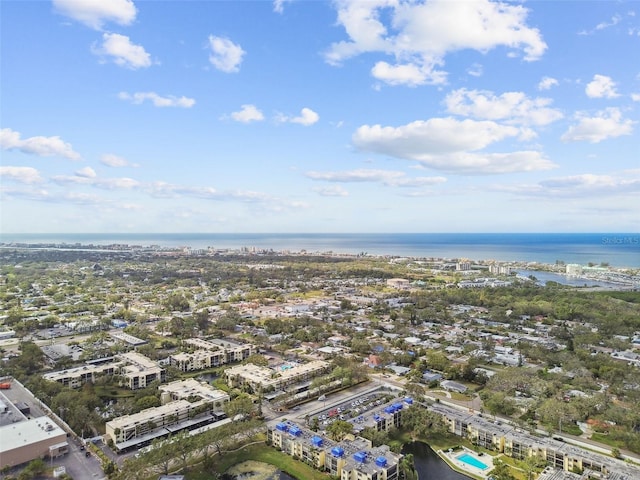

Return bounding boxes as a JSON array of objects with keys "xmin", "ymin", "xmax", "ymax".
[{"xmin": 0, "ymin": 244, "xmax": 639, "ymax": 480}]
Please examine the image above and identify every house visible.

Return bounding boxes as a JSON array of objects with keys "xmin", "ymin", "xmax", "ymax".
[
  {"xmin": 440, "ymin": 380, "xmax": 468, "ymax": 394},
  {"xmin": 422, "ymin": 371, "xmax": 443, "ymax": 383},
  {"xmin": 387, "ymin": 365, "xmax": 410, "ymax": 376},
  {"xmin": 366, "ymin": 355, "xmax": 383, "ymax": 368}
]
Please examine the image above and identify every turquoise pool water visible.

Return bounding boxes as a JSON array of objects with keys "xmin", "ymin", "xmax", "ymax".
[{"xmin": 457, "ymin": 453, "xmax": 489, "ymax": 470}]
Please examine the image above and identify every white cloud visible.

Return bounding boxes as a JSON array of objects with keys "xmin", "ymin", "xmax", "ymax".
[
  {"xmin": 0, "ymin": 128, "xmax": 81, "ymax": 160},
  {"xmin": 326, "ymin": 0, "xmax": 546, "ymax": 86},
  {"xmin": 467, "ymin": 63, "xmax": 483, "ymax": 77},
  {"xmin": 585, "ymin": 74, "xmax": 620, "ymax": 98},
  {"xmin": 596, "ymin": 14, "xmax": 622, "ymax": 30},
  {"xmin": 277, "ymin": 107, "xmax": 320, "ymax": 126},
  {"xmin": 53, "ymin": 0, "xmax": 137, "ymax": 30},
  {"xmin": 98, "ymin": 177, "xmax": 140, "ymax": 190},
  {"xmin": 579, "ymin": 14, "xmax": 623, "ymax": 35},
  {"xmin": 306, "ymin": 168, "xmax": 446, "ymax": 187},
  {"xmin": 352, "ymin": 118, "xmax": 556, "ymax": 174},
  {"xmin": 312, "ymin": 186, "xmax": 350, "ymax": 196},
  {"xmin": 92, "ymin": 33, "xmax": 152, "ymax": 69},
  {"xmin": 231, "ymin": 104, "xmax": 265, "ymax": 123},
  {"xmin": 118, "ymin": 91, "xmax": 195, "ymax": 108},
  {"xmin": 291, "ymin": 107, "xmax": 319, "ymax": 126},
  {"xmin": 145, "ymin": 181, "xmax": 296, "ymax": 210},
  {"xmin": 75, "ymin": 166, "xmax": 97, "ymax": 178},
  {"xmin": 371, "ymin": 61, "xmax": 446, "ymax": 86},
  {"xmin": 632, "ymin": 93, "xmax": 640, "ymax": 102},
  {"xmin": 420, "ymin": 151, "xmax": 555, "ymax": 174},
  {"xmin": 444, "ymin": 88, "xmax": 563, "ymax": 126},
  {"xmin": 354, "ymin": 118, "xmax": 518, "ymax": 155},
  {"xmin": 51, "ymin": 173, "xmax": 140, "ymax": 190},
  {"xmin": 0, "ymin": 166, "xmax": 43, "ymax": 184},
  {"xmin": 538, "ymin": 76, "xmax": 558, "ymax": 90},
  {"xmin": 496, "ymin": 173, "xmax": 640, "ymax": 198},
  {"xmin": 101, "ymin": 154, "xmax": 133, "ymax": 167},
  {"xmin": 273, "ymin": 0, "xmax": 293, "ymax": 14},
  {"xmin": 208, "ymin": 35, "xmax": 245, "ymax": 73},
  {"xmin": 561, "ymin": 108, "xmax": 634, "ymax": 143}
]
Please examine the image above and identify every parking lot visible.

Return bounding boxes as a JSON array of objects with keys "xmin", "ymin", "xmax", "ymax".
[{"xmin": 310, "ymin": 391, "xmax": 397, "ymax": 432}]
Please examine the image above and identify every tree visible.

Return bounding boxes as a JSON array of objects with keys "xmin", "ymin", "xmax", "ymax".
[
  {"xmin": 224, "ymin": 394, "xmax": 255, "ymax": 420},
  {"xmin": 326, "ymin": 420, "xmax": 353, "ymax": 441},
  {"xmin": 399, "ymin": 453, "xmax": 417, "ymax": 480},
  {"xmin": 164, "ymin": 293, "xmax": 190, "ymax": 312},
  {"xmin": 490, "ymin": 459, "xmax": 516, "ymax": 480},
  {"xmin": 172, "ymin": 431, "xmax": 195, "ymax": 474},
  {"xmin": 243, "ymin": 353, "xmax": 269, "ymax": 367},
  {"xmin": 401, "ymin": 406, "xmax": 448, "ymax": 440}
]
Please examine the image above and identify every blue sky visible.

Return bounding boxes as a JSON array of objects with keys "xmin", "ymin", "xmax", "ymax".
[{"xmin": 1, "ymin": 0, "xmax": 638, "ymax": 234}]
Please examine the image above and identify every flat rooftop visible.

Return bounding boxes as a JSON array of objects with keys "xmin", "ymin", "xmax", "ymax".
[
  {"xmin": 160, "ymin": 378, "xmax": 229, "ymax": 403},
  {"xmin": 0, "ymin": 417, "xmax": 66, "ymax": 454}
]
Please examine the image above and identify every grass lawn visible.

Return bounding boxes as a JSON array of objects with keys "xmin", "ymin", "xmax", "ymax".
[
  {"xmin": 496, "ymin": 455, "xmax": 532, "ymax": 480},
  {"xmin": 186, "ymin": 443, "xmax": 328, "ymax": 480},
  {"xmin": 560, "ymin": 424, "xmax": 583, "ymax": 436},
  {"xmin": 94, "ymin": 385, "xmax": 134, "ymax": 399},
  {"xmin": 400, "ymin": 431, "xmax": 464, "ymax": 451},
  {"xmin": 590, "ymin": 432, "xmax": 620, "ymax": 449},
  {"xmin": 450, "ymin": 391, "xmax": 474, "ymax": 402}
]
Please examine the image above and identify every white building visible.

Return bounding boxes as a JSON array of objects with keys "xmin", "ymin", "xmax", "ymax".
[{"xmin": 105, "ymin": 379, "xmax": 229, "ymax": 451}]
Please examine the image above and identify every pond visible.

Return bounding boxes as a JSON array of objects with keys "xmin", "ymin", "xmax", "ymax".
[
  {"xmin": 222, "ymin": 460, "xmax": 295, "ymax": 480},
  {"xmin": 403, "ymin": 442, "xmax": 472, "ymax": 480},
  {"xmin": 196, "ymin": 373, "xmax": 219, "ymax": 384}
]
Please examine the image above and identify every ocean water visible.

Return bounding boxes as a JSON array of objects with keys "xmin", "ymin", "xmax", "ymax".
[{"xmin": 1, "ymin": 233, "xmax": 638, "ymax": 268}]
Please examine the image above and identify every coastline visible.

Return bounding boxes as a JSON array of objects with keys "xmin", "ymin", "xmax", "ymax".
[{"xmin": 1, "ymin": 232, "xmax": 638, "ymax": 267}]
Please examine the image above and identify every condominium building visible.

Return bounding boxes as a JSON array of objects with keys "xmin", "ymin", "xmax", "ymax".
[
  {"xmin": 267, "ymin": 420, "xmax": 401, "ymax": 480},
  {"xmin": 489, "ymin": 264, "xmax": 512, "ymax": 275},
  {"xmin": 43, "ymin": 360, "xmax": 121, "ymax": 389},
  {"xmin": 429, "ymin": 402, "xmax": 640, "ymax": 479},
  {"xmin": 170, "ymin": 338, "xmax": 255, "ymax": 372},
  {"xmin": 105, "ymin": 379, "xmax": 229, "ymax": 452},
  {"xmin": 119, "ymin": 352, "xmax": 166, "ymax": 389},
  {"xmin": 43, "ymin": 352, "xmax": 165, "ymax": 390},
  {"xmin": 224, "ymin": 360, "xmax": 329, "ymax": 392}
]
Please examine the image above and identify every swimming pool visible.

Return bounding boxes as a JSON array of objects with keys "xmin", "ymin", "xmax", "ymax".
[{"xmin": 457, "ymin": 453, "xmax": 489, "ymax": 470}]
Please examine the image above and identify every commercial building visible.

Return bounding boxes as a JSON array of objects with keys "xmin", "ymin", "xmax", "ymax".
[
  {"xmin": 105, "ymin": 379, "xmax": 229, "ymax": 452},
  {"xmin": 267, "ymin": 420, "xmax": 401, "ymax": 480},
  {"xmin": 224, "ymin": 360, "xmax": 329, "ymax": 392},
  {"xmin": 170, "ymin": 338, "xmax": 255, "ymax": 372},
  {"xmin": 0, "ymin": 380, "xmax": 68, "ymax": 469}
]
